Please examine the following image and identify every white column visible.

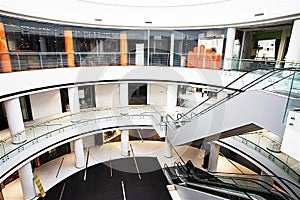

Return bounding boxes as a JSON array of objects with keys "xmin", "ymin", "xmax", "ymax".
[
  {"xmin": 121, "ymin": 130, "xmax": 129, "ymax": 156},
  {"xmin": 68, "ymin": 86, "xmax": 81, "ymax": 122},
  {"xmin": 164, "ymin": 138, "xmax": 173, "ymax": 158},
  {"xmin": 285, "ymin": 19, "xmax": 300, "ymax": 66},
  {"xmin": 166, "ymin": 84, "xmax": 178, "ymax": 114},
  {"xmin": 119, "ymin": 83, "xmax": 128, "ymax": 115},
  {"xmin": 18, "ymin": 163, "xmax": 36, "ymax": 200},
  {"xmin": 74, "ymin": 138, "xmax": 85, "ymax": 168},
  {"xmin": 39, "ymin": 36, "xmax": 47, "ymax": 52},
  {"xmin": 223, "ymin": 28, "xmax": 236, "ymax": 70},
  {"xmin": 208, "ymin": 142, "xmax": 220, "ymax": 172},
  {"xmin": 260, "ymin": 171, "xmax": 274, "ymax": 188},
  {"xmin": 135, "ymin": 43, "xmax": 144, "ymax": 66},
  {"xmin": 4, "ymin": 98, "xmax": 26, "ymax": 144},
  {"xmin": 276, "ymin": 29, "xmax": 290, "ymax": 68},
  {"xmin": 170, "ymin": 33, "xmax": 175, "ymax": 67}
]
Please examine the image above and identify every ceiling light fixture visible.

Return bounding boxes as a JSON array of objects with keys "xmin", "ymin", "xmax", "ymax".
[
  {"xmin": 95, "ymin": 18, "xmax": 103, "ymax": 21},
  {"xmin": 254, "ymin": 13, "xmax": 264, "ymax": 17}
]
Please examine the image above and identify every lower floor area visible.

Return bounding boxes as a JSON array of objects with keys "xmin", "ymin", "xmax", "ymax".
[{"xmin": 2, "ymin": 141, "xmax": 256, "ymax": 200}]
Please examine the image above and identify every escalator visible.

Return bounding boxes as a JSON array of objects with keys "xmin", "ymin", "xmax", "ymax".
[
  {"xmin": 164, "ymin": 161, "xmax": 296, "ymax": 200},
  {"xmin": 166, "ymin": 68, "xmax": 299, "ymax": 146},
  {"xmin": 164, "ymin": 67, "xmax": 300, "ymax": 199}
]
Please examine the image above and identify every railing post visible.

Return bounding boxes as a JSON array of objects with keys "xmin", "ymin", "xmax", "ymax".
[
  {"xmin": 16, "ymin": 53, "xmax": 21, "ymax": 71},
  {"xmin": 39, "ymin": 53, "xmax": 43, "ymax": 69},
  {"xmin": 60, "ymin": 52, "xmax": 63, "ymax": 67}
]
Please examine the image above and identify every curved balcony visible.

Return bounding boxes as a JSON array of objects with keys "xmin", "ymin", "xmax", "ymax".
[{"xmin": 0, "ymin": 105, "xmax": 166, "ymax": 183}]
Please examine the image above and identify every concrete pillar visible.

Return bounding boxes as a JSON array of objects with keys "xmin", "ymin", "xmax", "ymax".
[
  {"xmin": 121, "ymin": 130, "xmax": 129, "ymax": 156},
  {"xmin": 166, "ymin": 84, "xmax": 178, "ymax": 114},
  {"xmin": 119, "ymin": 83, "xmax": 128, "ymax": 115},
  {"xmin": 275, "ymin": 29, "xmax": 290, "ymax": 68},
  {"xmin": 68, "ymin": 86, "xmax": 81, "ymax": 122},
  {"xmin": 170, "ymin": 33, "xmax": 175, "ymax": 67},
  {"xmin": 18, "ymin": 163, "xmax": 36, "ymax": 200},
  {"xmin": 39, "ymin": 36, "xmax": 47, "ymax": 52},
  {"xmin": 74, "ymin": 138, "xmax": 85, "ymax": 168},
  {"xmin": 4, "ymin": 98, "xmax": 27, "ymax": 144},
  {"xmin": 285, "ymin": 19, "xmax": 300, "ymax": 67},
  {"xmin": 223, "ymin": 28, "xmax": 236, "ymax": 70},
  {"xmin": 208, "ymin": 142, "xmax": 220, "ymax": 172},
  {"xmin": 201, "ymin": 143, "xmax": 211, "ymax": 169},
  {"xmin": 260, "ymin": 170, "xmax": 274, "ymax": 188},
  {"xmin": 135, "ymin": 43, "xmax": 144, "ymax": 66},
  {"xmin": 164, "ymin": 138, "xmax": 173, "ymax": 158}
]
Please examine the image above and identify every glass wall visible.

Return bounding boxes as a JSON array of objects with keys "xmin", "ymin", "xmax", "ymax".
[{"xmin": 0, "ymin": 15, "xmax": 226, "ymax": 72}]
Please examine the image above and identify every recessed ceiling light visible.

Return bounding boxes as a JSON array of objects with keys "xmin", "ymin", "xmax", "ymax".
[
  {"xmin": 145, "ymin": 21, "xmax": 152, "ymax": 24},
  {"xmin": 254, "ymin": 13, "xmax": 264, "ymax": 17},
  {"xmin": 95, "ymin": 18, "xmax": 102, "ymax": 21}
]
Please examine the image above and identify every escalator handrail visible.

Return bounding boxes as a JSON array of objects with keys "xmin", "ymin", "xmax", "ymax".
[
  {"xmin": 234, "ymin": 135, "xmax": 300, "ymax": 183},
  {"xmin": 179, "ymin": 68, "xmax": 278, "ymax": 119},
  {"xmin": 187, "ymin": 170, "xmax": 291, "ymax": 200},
  {"xmin": 168, "ymin": 67, "xmax": 297, "ymax": 125},
  {"xmin": 218, "ymin": 139, "xmax": 300, "ymax": 200},
  {"xmin": 173, "ymin": 68, "xmax": 277, "ymax": 122},
  {"xmin": 174, "ymin": 160, "xmax": 295, "ymax": 199}
]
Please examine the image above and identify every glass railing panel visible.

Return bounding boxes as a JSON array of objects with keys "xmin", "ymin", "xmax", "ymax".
[
  {"xmin": 0, "ymin": 105, "xmax": 165, "ymax": 168},
  {"xmin": 233, "ymin": 135, "xmax": 300, "ymax": 183},
  {"xmin": 228, "ymin": 68, "xmax": 273, "ymax": 90}
]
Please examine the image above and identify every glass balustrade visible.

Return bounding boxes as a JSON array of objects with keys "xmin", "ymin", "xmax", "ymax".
[
  {"xmin": 232, "ymin": 135, "xmax": 300, "ymax": 184},
  {"xmin": 5, "ymin": 51, "xmax": 300, "ymax": 72},
  {"xmin": 0, "ymin": 105, "xmax": 166, "ymax": 167}
]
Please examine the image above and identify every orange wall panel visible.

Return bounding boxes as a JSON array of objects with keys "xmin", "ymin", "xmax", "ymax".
[
  {"xmin": 120, "ymin": 33, "xmax": 128, "ymax": 66},
  {"xmin": 64, "ymin": 30, "xmax": 75, "ymax": 67},
  {"xmin": 0, "ymin": 23, "xmax": 12, "ymax": 72}
]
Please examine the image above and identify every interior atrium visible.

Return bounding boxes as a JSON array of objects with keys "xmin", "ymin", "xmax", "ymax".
[{"xmin": 0, "ymin": 0, "xmax": 299, "ymax": 199}]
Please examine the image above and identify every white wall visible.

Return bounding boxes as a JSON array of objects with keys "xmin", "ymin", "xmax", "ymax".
[
  {"xmin": 95, "ymin": 84, "xmax": 120, "ymax": 107},
  {"xmin": 148, "ymin": 83, "xmax": 167, "ymax": 106},
  {"xmin": 281, "ymin": 110, "xmax": 300, "ymax": 161},
  {"xmin": 29, "ymin": 90, "xmax": 62, "ymax": 120}
]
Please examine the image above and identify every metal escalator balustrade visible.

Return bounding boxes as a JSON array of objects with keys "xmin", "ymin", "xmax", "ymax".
[{"xmin": 164, "ymin": 161, "xmax": 297, "ymax": 200}]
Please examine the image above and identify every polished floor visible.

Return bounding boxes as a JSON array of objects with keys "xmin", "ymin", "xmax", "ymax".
[{"xmin": 2, "ymin": 141, "xmax": 256, "ymax": 200}]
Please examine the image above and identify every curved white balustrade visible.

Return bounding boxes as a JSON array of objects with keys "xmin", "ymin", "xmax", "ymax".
[{"xmin": 0, "ymin": 105, "xmax": 166, "ymax": 182}]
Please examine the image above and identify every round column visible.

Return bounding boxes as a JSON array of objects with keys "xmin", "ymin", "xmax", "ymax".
[
  {"xmin": 164, "ymin": 138, "xmax": 173, "ymax": 158},
  {"xmin": 119, "ymin": 83, "xmax": 128, "ymax": 115},
  {"xmin": 74, "ymin": 138, "xmax": 85, "ymax": 168},
  {"xmin": 18, "ymin": 163, "xmax": 36, "ymax": 200},
  {"xmin": 223, "ymin": 28, "xmax": 236, "ymax": 70},
  {"xmin": 121, "ymin": 130, "xmax": 129, "ymax": 156},
  {"xmin": 68, "ymin": 86, "xmax": 81, "ymax": 122},
  {"xmin": 4, "ymin": 98, "xmax": 26, "ymax": 144},
  {"xmin": 208, "ymin": 142, "xmax": 220, "ymax": 172},
  {"xmin": 201, "ymin": 143, "xmax": 211, "ymax": 169},
  {"xmin": 166, "ymin": 84, "xmax": 178, "ymax": 114},
  {"xmin": 285, "ymin": 19, "xmax": 300, "ymax": 66}
]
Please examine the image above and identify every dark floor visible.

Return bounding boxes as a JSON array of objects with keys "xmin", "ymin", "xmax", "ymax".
[{"xmin": 40, "ymin": 157, "xmax": 172, "ymax": 200}]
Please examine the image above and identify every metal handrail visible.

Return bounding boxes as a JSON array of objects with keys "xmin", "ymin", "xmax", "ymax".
[{"xmin": 0, "ymin": 105, "xmax": 164, "ymax": 166}]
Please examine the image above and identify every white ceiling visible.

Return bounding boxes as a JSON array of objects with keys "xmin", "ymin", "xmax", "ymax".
[{"xmin": 0, "ymin": 0, "xmax": 299, "ymax": 28}]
